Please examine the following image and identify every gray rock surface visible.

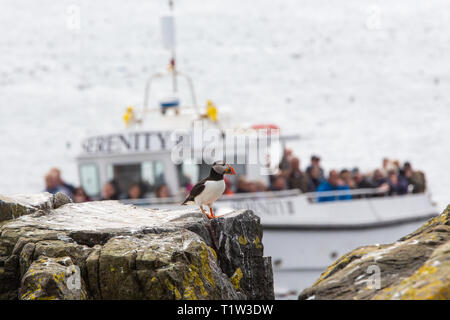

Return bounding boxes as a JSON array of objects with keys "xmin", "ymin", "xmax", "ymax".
[
  {"xmin": 210, "ymin": 210, "xmax": 274, "ymax": 299},
  {"xmin": 0, "ymin": 192, "xmax": 71, "ymax": 223},
  {"xmin": 0, "ymin": 196, "xmax": 274, "ymax": 300}
]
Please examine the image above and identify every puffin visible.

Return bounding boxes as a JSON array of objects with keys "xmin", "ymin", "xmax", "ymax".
[{"xmin": 181, "ymin": 161, "xmax": 236, "ymax": 218}]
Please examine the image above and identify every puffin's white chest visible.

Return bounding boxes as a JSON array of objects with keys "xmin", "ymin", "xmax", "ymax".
[{"xmin": 195, "ymin": 180, "xmax": 226, "ymax": 206}]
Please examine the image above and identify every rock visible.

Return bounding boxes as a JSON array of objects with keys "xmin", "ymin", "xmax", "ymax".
[
  {"xmin": 19, "ymin": 256, "xmax": 88, "ymax": 300},
  {"xmin": 0, "ymin": 192, "xmax": 71, "ymax": 223},
  {"xmin": 0, "ymin": 196, "xmax": 273, "ymax": 300},
  {"xmin": 52, "ymin": 192, "xmax": 72, "ymax": 209},
  {"xmin": 94, "ymin": 231, "xmax": 242, "ymax": 300},
  {"xmin": 210, "ymin": 210, "xmax": 274, "ymax": 299},
  {"xmin": 299, "ymin": 205, "xmax": 450, "ymax": 300}
]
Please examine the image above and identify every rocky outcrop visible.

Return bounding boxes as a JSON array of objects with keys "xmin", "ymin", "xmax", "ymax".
[
  {"xmin": 210, "ymin": 211, "xmax": 273, "ymax": 299},
  {"xmin": 299, "ymin": 205, "xmax": 450, "ymax": 300},
  {"xmin": 0, "ymin": 192, "xmax": 71, "ymax": 223},
  {"xmin": 0, "ymin": 195, "xmax": 274, "ymax": 300}
]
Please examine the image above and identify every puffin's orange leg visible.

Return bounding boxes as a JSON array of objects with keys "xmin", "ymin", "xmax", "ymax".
[
  {"xmin": 200, "ymin": 205, "xmax": 212, "ymax": 219},
  {"xmin": 209, "ymin": 207, "xmax": 226, "ymax": 219}
]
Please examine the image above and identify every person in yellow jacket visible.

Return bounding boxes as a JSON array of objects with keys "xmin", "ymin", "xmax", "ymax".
[
  {"xmin": 123, "ymin": 106, "xmax": 135, "ymax": 127},
  {"xmin": 206, "ymin": 100, "xmax": 218, "ymax": 122}
]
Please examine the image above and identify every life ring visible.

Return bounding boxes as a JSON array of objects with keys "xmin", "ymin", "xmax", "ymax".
[{"xmin": 251, "ymin": 124, "xmax": 280, "ymax": 132}]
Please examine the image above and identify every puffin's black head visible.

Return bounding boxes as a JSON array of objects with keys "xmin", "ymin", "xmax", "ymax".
[{"xmin": 212, "ymin": 161, "xmax": 236, "ymax": 175}]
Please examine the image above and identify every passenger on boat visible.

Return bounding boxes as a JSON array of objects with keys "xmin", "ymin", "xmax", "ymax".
[
  {"xmin": 73, "ymin": 187, "xmax": 90, "ymax": 203},
  {"xmin": 372, "ymin": 169, "xmax": 388, "ymax": 187},
  {"xmin": 101, "ymin": 181, "xmax": 119, "ymax": 200},
  {"xmin": 340, "ymin": 169, "xmax": 356, "ymax": 189},
  {"xmin": 352, "ymin": 168, "xmax": 375, "ymax": 189},
  {"xmin": 127, "ymin": 183, "xmax": 143, "ymax": 199},
  {"xmin": 287, "ymin": 157, "xmax": 310, "ymax": 193},
  {"xmin": 246, "ymin": 181, "xmax": 258, "ymax": 193},
  {"xmin": 317, "ymin": 170, "xmax": 352, "ymax": 202},
  {"xmin": 387, "ymin": 170, "xmax": 408, "ymax": 196},
  {"xmin": 380, "ymin": 158, "xmax": 402, "ymax": 177},
  {"xmin": 48, "ymin": 168, "xmax": 75, "ymax": 196},
  {"xmin": 307, "ymin": 166, "xmax": 324, "ymax": 191},
  {"xmin": 278, "ymin": 148, "xmax": 293, "ymax": 171},
  {"xmin": 269, "ymin": 175, "xmax": 287, "ymax": 191},
  {"xmin": 404, "ymin": 162, "xmax": 427, "ymax": 193},
  {"xmin": 236, "ymin": 177, "xmax": 250, "ymax": 193},
  {"xmin": 254, "ymin": 180, "xmax": 268, "ymax": 192},
  {"xmin": 155, "ymin": 184, "xmax": 170, "ymax": 198},
  {"xmin": 306, "ymin": 155, "xmax": 325, "ymax": 181},
  {"xmin": 44, "ymin": 171, "xmax": 72, "ymax": 198}
]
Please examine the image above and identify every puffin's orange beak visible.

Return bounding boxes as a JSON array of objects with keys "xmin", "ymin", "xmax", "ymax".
[{"xmin": 225, "ymin": 164, "xmax": 236, "ymax": 175}]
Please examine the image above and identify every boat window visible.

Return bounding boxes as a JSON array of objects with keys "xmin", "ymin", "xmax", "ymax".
[
  {"xmin": 142, "ymin": 161, "xmax": 166, "ymax": 187},
  {"xmin": 177, "ymin": 160, "xmax": 200, "ymax": 187},
  {"xmin": 79, "ymin": 163, "xmax": 100, "ymax": 197},
  {"xmin": 106, "ymin": 160, "xmax": 166, "ymax": 198}
]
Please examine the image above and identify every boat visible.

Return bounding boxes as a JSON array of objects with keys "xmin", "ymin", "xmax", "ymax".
[{"xmin": 75, "ymin": 1, "xmax": 439, "ymax": 299}]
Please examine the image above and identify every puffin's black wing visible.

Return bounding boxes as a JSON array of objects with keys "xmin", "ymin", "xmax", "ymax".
[{"xmin": 181, "ymin": 178, "xmax": 207, "ymax": 205}]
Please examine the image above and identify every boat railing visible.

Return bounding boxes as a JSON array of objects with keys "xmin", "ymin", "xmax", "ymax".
[
  {"xmin": 221, "ymin": 189, "xmax": 302, "ymax": 200},
  {"xmin": 303, "ymin": 188, "xmax": 389, "ymax": 203},
  {"xmin": 121, "ymin": 195, "xmax": 185, "ymax": 206},
  {"xmin": 121, "ymin": 187, "xmax": 393, "ymax": 207}
]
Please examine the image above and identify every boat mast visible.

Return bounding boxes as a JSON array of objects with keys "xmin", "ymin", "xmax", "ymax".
[{"xmin": 168, "ymin": 0, "xmax": 177, "ymax": 95}]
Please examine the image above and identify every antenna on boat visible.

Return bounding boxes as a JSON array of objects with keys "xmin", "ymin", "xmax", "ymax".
[
  {"xmin": 167, "ymin": 0, "xmax": 177, "ymax": 94},
  {"xmin": 140, "ymin": 0, "xmax": 200, "ymax": 120}
]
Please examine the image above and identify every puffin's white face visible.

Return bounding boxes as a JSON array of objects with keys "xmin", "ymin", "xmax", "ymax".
[{"xmin": 212, "ymin": 161, "xmax": 236, "ymax": 175}]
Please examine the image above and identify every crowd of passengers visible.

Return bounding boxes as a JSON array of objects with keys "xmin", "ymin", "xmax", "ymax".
[
  {"xmin": 43, "ymin": 151, "xmax": 426, "ymax": 203},
  {"xmin": 43, "ymin": 167, "xmax": 172, "ymax": 203},
  {"xmin": 232, "ymin": 149, "xmax": 427, "ymax": 202}
]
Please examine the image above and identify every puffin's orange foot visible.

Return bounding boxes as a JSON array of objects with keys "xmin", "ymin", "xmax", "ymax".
[
  {"xmin": 209, "ymin": 207, "xmax": 216, "ymax": 219},
  {"xmin": 200, "ymin": 206, "xmax": 214, "ymax": 219}
]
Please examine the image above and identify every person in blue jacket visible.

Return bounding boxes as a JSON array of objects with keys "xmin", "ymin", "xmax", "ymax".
[{"xmin": 317, "ymin": 170, "xmax": 352, "ymax": 202}]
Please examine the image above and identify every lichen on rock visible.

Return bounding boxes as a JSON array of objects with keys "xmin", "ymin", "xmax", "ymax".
[
  {"xmin": 299, "ymin": 205, "xmax": 450, "ymax": 300},
  {"xmin": 19, "ymin": 256, "xmax": 88, "ymax": 300}
]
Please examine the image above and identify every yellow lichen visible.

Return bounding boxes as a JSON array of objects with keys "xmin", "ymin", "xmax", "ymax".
[
  {"xmin": 199, "ymin": 244, "xmax": 215, "ymax": 287},
  {"xmin": 52, "ymin": 272, "xmax": 65, "ymax": 283},
  {"xmin": 374, "ymin": 261, "xmax": 449, "ymax": 300},
  {"xmin": 38, "ymin": 296, "xmax": 56, "ymax": 300},
  {"xmin": 179, "ymin": 243, "xmax": 216, "ymax": 300},
  {"xmin": 253, "ymin": 236, "xmax": 263, "ymax": 249},
  {"xmin": 238, "ymin": 235, "xmax": 248, "ymax": 245},
  {"xmin": 230, "ymin": 268, "xmax": 243, "ymax": 289},
  {"xmin": 165, "ymin": 278, "xmax": 182, "ymax": 300},
  {"xmin": 415, "ymin": 264, "xmax": 437, "ymax": 276},
  {"xmin": 182, "ymin": 244, "xmax": 216, "ymax": 300}
]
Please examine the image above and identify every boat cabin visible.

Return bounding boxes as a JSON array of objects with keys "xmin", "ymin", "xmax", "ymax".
[{"xmin": 76, "ymin": 128, "xmax": 287, "ymax": 200}]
